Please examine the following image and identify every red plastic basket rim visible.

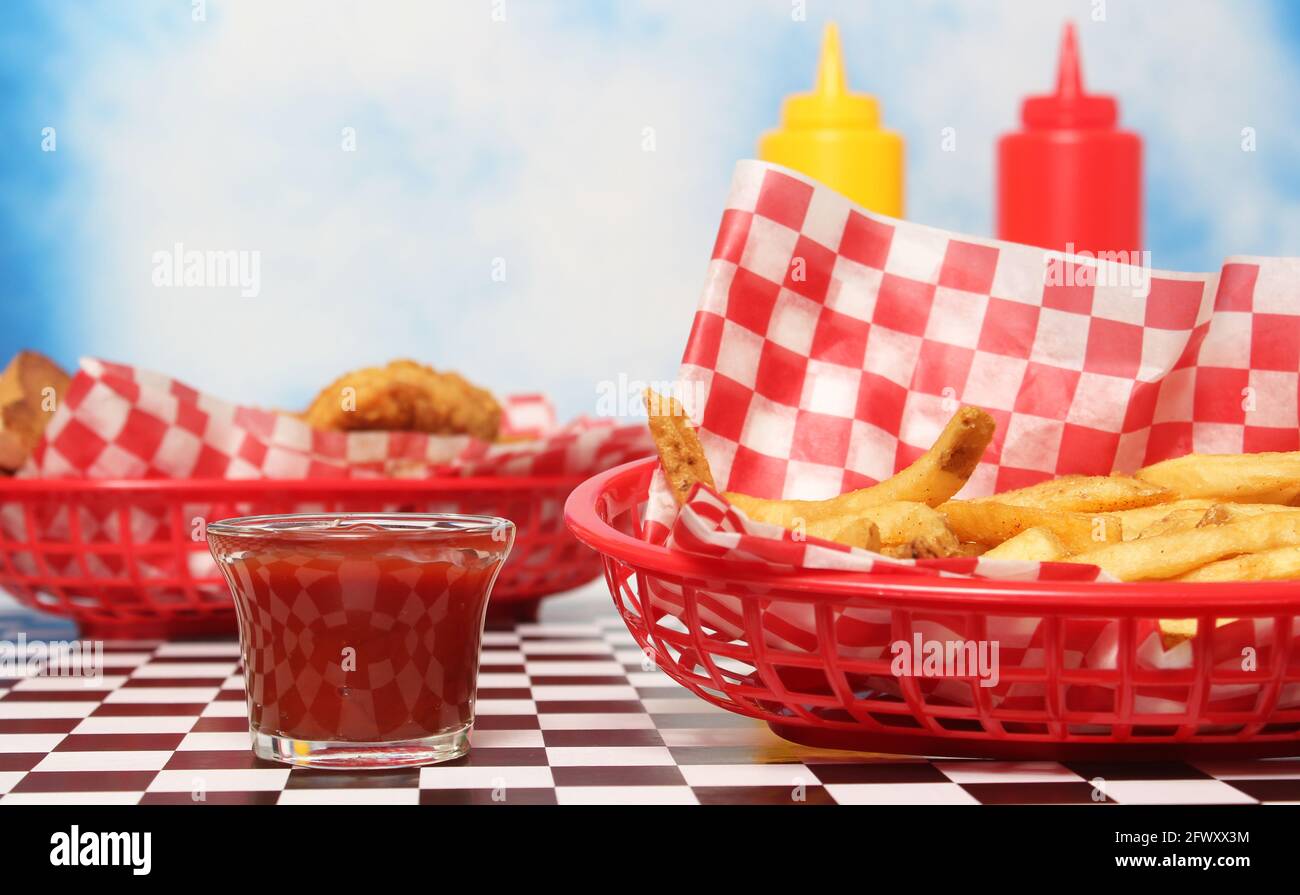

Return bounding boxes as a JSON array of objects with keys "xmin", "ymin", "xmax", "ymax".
[
  {"xmin": 0, "ymin": 474, "xmax": 590, "ymax": 495},
  {"xmin": 564, "ymin": 457, "xmax": 1300, "ymax": 615}
]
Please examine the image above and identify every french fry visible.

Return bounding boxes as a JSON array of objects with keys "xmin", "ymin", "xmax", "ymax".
[
  {"xmin": 1195, "ymin": 503, "xmax": 1300, "ymax": 524},
  {"xmin": 725, "ymin": 490, "xmax": 884, "ymax": 551},
  {"xmin": 1137, "ymin": 452, "xmax": 1300, "ymax": 504},
  {"xmin": 982, "ymin": 526, "xmax": 1068, "ymax": 562},
  {"xmin": 1158, "ymin": 619, "xmax": 1198, "ymax": 649},
  {"xmin": 1113, "ymin": 499, "xmax": 1215, "ymax": 540},
  {"xmin": 1137, "ymin": 508, "xmax": 1210, "ymax": 539},
  {"xmin": 802, "ymin": 517, "xmax": 881, "ymax": 552},
  {"xmin": 1177, "ymin": 545, "xmax": 1300, "ymax": 582},
  {"xmin": 720, "ymin": 490, "xmax": 808, "ymax": 528},
  {"xmin": 726, "ymin": 494, "xmax": 962, "ymax": 558},
  {"xmin": 979, "ymin": 474, "xmax": 1170, "ymax": 513},
  {"xmin": 1157, "ymin": 618, "xmax": 1237, "ymax": 650},
  {"xmin": 1196, "ymin": 505, "xmax": 1234, "ymax": 527},
  {"xmin": 940, "ymin": 500, "xmax": 1120, "ymax": 553},
  {"xmin": 1127, "ymin": 502, "xmax": 1300, "ymax": 541},
  {"xmin": 881, "ymin": 539, "xmax": 945, "ymax": 559},
  {"xmin": 1068, "ymin": 513, "xmax": 1300, "ymax": 581},
  {"xmin": 644, "ymin": 389, "xmax": 714, "ymax": 505},
  {"xmin": 643, "ymin": 389, "xmax": 1300, "ymax": 582},
  {"xmin": 864, "ymin": 502, "xmax": 961, "ymax": 554},
  {"xmin": 865, "ymin": 406, "xmax": 995, "ymax": 506},
  {"xmin": 722, "ymin": 406, "xmax": 995, "ymax": 524}
]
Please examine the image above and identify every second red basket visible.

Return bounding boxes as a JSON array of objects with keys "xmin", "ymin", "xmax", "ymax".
[{"xmin": 0, "ymin": 475, "xmax": 599, "ymax": 637}]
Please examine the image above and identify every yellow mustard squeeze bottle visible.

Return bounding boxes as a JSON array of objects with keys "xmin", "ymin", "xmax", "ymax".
[{"xmin": 759, "ymin": 22, "xmax": 904, "ymax": 217}]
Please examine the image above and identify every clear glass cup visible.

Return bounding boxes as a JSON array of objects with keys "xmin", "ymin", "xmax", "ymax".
[{"xmin": 207, "ymin": 513, "xmax": 514, "ymax": 769}]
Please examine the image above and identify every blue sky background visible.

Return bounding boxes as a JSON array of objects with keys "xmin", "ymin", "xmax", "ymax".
[{"xmin": 3, "ymin": 0, "xmax": 1300, "ymax": 420}]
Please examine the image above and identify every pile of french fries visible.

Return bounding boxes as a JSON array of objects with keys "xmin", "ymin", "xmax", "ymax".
[{"xmin": 646, "ymin": 389, "xmax": 1300, "ymax": 646}]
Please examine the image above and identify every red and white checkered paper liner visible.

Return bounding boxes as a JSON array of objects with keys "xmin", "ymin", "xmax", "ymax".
[
  {"xmin": 22, "ymin": 359, "xmax": 650, "ymax": 481},
  {"xmin": 1, "ymin": 358, "xmax": 650, "ymax": 586},
  {"xmin": 648, "ymin": 160, "xmax": 1300, "ymax": 571},
  {"xmin": 640, "ymin": 160, "xmax": 1300, "ymax": 710}
]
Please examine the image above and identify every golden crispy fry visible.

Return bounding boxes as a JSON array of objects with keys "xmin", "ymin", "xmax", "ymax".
[
  {"xmin": 866, "ymin": 406, "xmax": 995, "ymax": 506},
  {"xmin": 940, "ymin": 500, "xmax": 1120, "ymax": 553},
  {"xmin": 880, "ymin": 534, "xmax": 963, "ymax": 559},
  {"xmin": 1177, "ymin": 545, "xmax": 1300, "ymax": 582},
  {"xmin": 725, "ymin": 496, "xmax": 962, "ymax": 557},
  {"xmin": 720, "ymin": 491, "xmax": 802, "ymax": 527},
  {"xmin": 1121, "ymin": 501, "xmax": 1298, "ymax": 541},
  {"xmin": 1068, "ymin": 513, "xmax": 1300, "ymax": 581},
  {"xmin": 982, "ymin": 526, "xmax": 1068, "ymax": 562},
  {"xmin": 1137, "ymin": 508, "xmax": 1210, "ymax": 539},
  {"xmin": 644, "ymin": 388, "xmax": 715, "ymax": 505},
  {"xmin": 0, "ymin": 351, "xmax": 71, "ymax": 472},
  {"xmin": 1157, "ymin": 618, "xmax": 1237, "ymax": 650},
  {"xmin": 1135, "ymin": 501, "xmax": 1280, "ymax": 539},
  {"xmin": 1158, "ymin": 619, "xmax": 1197, "ymax": 649},
  {"xmin": 717, "ymin": 483, "xmax": 884, "ymax": 550},
  {"xmin": 721, "ymin": 406, "xmax": 995, "ymax": 525},
  {"xmin": 643, "ymin": 388, "xmax": 1300, "ymax": 580},
  {"xmin": 1137, "ymin": 452, "xmax": 1300, "ymax": 504},
  {"xmin": 863, "ymin": 502, "xmax": 961, "ymax": 553},
  {"xmin": 1114, "ymin": 500, "xmax": 1215, "ymax": 540},
  {"xmin": 979, "ymin": 474, "xmax": 1170, "ymax": 513},
  {"xmin": 803, "ymin": 517, "xmax": 882, "ymax": 551},
  {"xmin": 1196, "ymin": 503, "xmax": 1300, "ymax": 525},
  {"xmin": 715, "ymin": 479, "xmax": 883, "ymax": 549},
  {"xmin": 1196, "ymin": 505, "xmax": 1234, "ymax": 527},
  {"xmin": 304, "ymin": 359, "xmax": 501, "ymax": 440}
]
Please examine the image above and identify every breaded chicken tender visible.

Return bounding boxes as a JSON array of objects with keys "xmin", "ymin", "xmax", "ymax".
[
  {"xmin": 304, "ymin": 359, "xmax": 502, "ymax": 440},
  {"xmin": 1, "ymin": 351, "xmax": 72, "ymax": 473}
]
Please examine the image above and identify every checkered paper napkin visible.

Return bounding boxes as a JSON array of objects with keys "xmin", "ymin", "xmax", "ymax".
[
  {"xmin": 636, "ymin": 161, "xmax": 1300, "ymax": 710},
  {"xmin": 647, "ymin": 159, "xmax": 1300, "ymax": 580},
  {"xmin": 22, "ymin": 358, "xmax": 650, "ymax": 480},
  {"xmin": 2, "ymin": 359, "xmax": 649, "ymax": 586}
]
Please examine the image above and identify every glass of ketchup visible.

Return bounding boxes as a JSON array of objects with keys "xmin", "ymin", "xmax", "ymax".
[{"xmin": 207, "ymin": 513, "xmax": 514, "ymax": 769}]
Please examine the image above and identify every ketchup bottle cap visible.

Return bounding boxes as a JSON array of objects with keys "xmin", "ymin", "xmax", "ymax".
[{"xmin": 1022, "ymin": 22, "xmax": 1117, "ymax": 129}]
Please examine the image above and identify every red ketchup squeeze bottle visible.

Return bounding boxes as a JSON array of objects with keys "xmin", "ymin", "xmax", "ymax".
[{"xmin": 996, "ymin": 22, "xmax": 1142, "ymax": 255}]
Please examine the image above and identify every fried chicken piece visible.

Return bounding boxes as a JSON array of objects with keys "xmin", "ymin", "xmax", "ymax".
[
  {"xmin": 303, "ymin": 359, "xmax": 502, "ymax": 440},
  {"xmin": 0, "ymin": 437, "xmax": 24, "ymax": 472},
  {"xmin": 0, "ymin": 351, "xmax": 71, "ymax": 472}
]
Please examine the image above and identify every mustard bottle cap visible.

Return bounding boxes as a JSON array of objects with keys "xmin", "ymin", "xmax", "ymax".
[{"xmin": 780, "ymin": 23, "xmax": 881, "ymax": 130}]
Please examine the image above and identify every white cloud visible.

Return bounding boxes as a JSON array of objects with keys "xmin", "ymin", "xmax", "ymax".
[
  {"xmin": 822, "ymin": 0, "xmax": 1300, "ymax": 269},
  {"xmin": 55, "ymin": 0, "xmax": 1300, "ymax": 418},
  {"xmin": 66, "ymin": 1, "xmax": 753, "ymax": 416}
]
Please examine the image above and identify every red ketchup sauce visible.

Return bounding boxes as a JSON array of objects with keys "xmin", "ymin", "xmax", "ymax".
[{"xmin": 209, "ymin": 515, "xmax": 512, "ymax": 745}]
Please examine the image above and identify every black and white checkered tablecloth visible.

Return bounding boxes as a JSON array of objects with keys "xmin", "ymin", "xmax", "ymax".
[{"xmin": 1, "ymin": 594, "xmax": 1297, "ymax": 805}]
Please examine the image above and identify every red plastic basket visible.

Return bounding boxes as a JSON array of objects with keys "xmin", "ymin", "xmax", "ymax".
[
  {"xmin": 566, "ymin": 458, "xmax": 1300, "ymax": 760},
  {"xmin": 0, "ymin": 475, "xmax": 600, "ymax": 637}
]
